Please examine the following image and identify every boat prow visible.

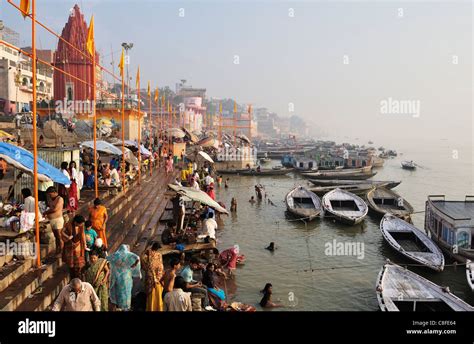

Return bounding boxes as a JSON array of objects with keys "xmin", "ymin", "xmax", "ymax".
[
  {"xmin": 466, "ymin": 260, "xmax": 474, "ymax": 292},
  {"xmin": 376, "ymin": 263, "xmax": 474, "ymax": 311},
  {"xmin": 380, "ymin": 214, "xmax": 444, "ymax": 271}
]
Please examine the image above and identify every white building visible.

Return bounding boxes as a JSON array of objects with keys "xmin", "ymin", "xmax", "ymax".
[{"xmin": 0, "ymin": 30, "xmax": 54, "ymax": 114}]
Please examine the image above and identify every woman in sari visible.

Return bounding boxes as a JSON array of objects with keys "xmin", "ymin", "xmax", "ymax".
[
  {"xmin": 107, "ymin": 244, "xmax": 140, "ymax": 311},
  {"xmin": 89, "ymin": 198, "xmax": 109, "ymax": 248},
  {"xmin": 61, "ymin": 215, "xmax": 86, "ymax": 279},
  {"xmin": 84, "ymin": 250, "xmax": 110, "ymax": 311},
  {"xmin": 141, "ymin": 242, "xmax": 164, "ymax": 311}
]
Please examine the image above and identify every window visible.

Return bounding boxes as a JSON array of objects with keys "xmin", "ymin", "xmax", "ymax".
[
  {"xmin": 457, "ymin": 229, "xmax": 470, "ymax": 249},
  {"xmin": 22, "ymin": 77, "xmax": 28, "ymax": 86}
]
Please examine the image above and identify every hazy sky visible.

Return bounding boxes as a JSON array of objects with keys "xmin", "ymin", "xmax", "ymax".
[{"xmin": 1, "ymin": 0, "xmax": 472, "ymax": 145}]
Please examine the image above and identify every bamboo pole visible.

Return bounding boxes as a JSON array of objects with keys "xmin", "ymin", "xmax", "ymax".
[
  {"xmin": 137, "ymin": 74, "xmax": 141, "ymax": 185},
  {"xmin": 31, "ymin": 0, "xmax": 41, "ymax": 268},
  {"xmin": 92, "ymin": 38, "xmax": 98, "ymax": 198},
  {"xmin": 149, "ymin": 87, "xmax": 152, "ymax": 175},
  {"xmin": 121, "ymin": 69, "xmax": 126, "ymax": 191}
]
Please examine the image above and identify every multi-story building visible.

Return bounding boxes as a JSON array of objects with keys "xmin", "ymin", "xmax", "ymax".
[{"xmin": 0, "ymin": 26, "xmax": 54, "ymax": 114}]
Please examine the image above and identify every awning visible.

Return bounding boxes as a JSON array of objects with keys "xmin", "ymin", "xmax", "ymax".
[
  {"xmin": 0, "ymin": 142, "xmax": 70, "ymax": 184},
  {"xmin": 118, "ymin": 140, "xmax": 152, "ymax": 157},
  {"xmin": 168, "ymin": 184, "xmax": 228, "ymax": 214},
  {"xmin": 81, "ymin": 140, "xmax": 123, "ymax": 156},
  {"xmin": 198, "ymin": 151, "xmax": 214, "ymax": 164},
  {"xmin": 124, "ymin": 147, "xmax": 139, "ymax": 166}
]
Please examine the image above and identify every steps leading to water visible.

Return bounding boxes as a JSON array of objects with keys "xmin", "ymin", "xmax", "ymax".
[{"xmin": 9, "ymin": 171, "xmax": 175, "ymax": 311}]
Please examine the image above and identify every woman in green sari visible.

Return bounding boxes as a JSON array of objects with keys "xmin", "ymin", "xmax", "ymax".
[{"xmin": 84, "ymin": 250, "xmax": 110, "ymax": 311}]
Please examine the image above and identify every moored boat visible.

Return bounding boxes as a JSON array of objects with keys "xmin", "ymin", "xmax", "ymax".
[
  {"xmin": 425, "ymin": 195, "xmax": 474, "ymax": 262},
  {"xmin": 380, "ymin": 214, "xmax": 444, "ymax": 271},
  {"xmin": 322, "ymin": 188, "xmax": 368, "ymax": 225},
  {"xmin": 285, "ymin": 186, "xmax": 322, "ymax": 221},
  {"xmin": 302, "ymin": 165, "xmax": 372, "ymax": 176},
  {"xmin": 304, "ymin": 171, "xmax": 377, "ymax": 180},
  {"xmin": 366, "ymin": 187, "xmax": 414, "ymax": 219},
  {"xmin": 466, "ymin": 260, "xmax": 474, "ymax": 291},
  {"xmin": 240, "ymin": 168, "xmax": 293, "ymax": 176},
  {"xmin": 309, "ymin": 184, "xmax": 376, "ymax": 197},
  {"xmin": 308, "ymin": 179, "xmax": 401, "ymax": 189},
  {"xmin": 375, "ymin": 263, "xmax": 474, "ymax": 311}
]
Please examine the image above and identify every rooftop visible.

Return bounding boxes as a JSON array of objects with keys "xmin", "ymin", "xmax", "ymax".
[{"xmin": 431, "ymin": 200, "xmax": 474, "ymax": 221}]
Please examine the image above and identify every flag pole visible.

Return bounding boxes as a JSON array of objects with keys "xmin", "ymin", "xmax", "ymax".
[
  {"xmin": 90, "ymin": 20, "xmax": 98, "ymax": 198},
  {"xmin": 148, "ymin": 85, "xmax": 152, "ymax": 175},
  {"xmin": 137, "ymin": 69, "xmax": 141, "ymax": 185},
  {"xmin": 31, "ymin": 0, "xmax": 41, "ymax": 268},
  {"xmin": 121, "ymin": 57, "xmax": 126, "ymax": 191}
]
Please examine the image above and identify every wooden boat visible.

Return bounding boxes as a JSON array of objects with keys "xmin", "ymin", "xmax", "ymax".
[
  {"xmin": 302, "ymin": 165, "xmax": 372, "ymax": 176},
  {"xmin": 285, "ymin": 186, "xmax": 322, "ymax": 221},
  {"xmin": 425, "ymin": 195, "xmax": 474, "ymax": 262},
  {"xmin": 304, "ymin": 171, "xmax": 377, "ymax": 180},
  {"xmin": 309, "ymin": 184, "xmax": 375, "ymax": 197},
  {"xmin": 240, "ymin": 168, "xmax": 293, "ymax": 176},
  {"xmin": 380, "ymin": 214, "xmax": 444, "ymax": 271},
  {"xmin": 308, "ymin": 179, "xmax": 401, "ymax": 189},
  {"xmin": 259, "ymin": 157, "xmax": 271, "ymax": 164},
  {"xmin": 322, "ymin": 188, "xmax": 368, "ymax": 225},
  {"xmin": 375, "ymin": 263, "xmax": 474, "ymax": 311},
  {"xmin": 466, "ymin": 260, "xmax": 474, "ymax": 291},
  {"xmin": 366, "ymin": 187, "xmax": 414, "ymax": 219},
  {"xmin": 401, "ymin": 161, "xmax": 416, "ymax": 170},
  {"xmin": 217, "ymin": 169, "xmax": 248, "ymax": 175}
]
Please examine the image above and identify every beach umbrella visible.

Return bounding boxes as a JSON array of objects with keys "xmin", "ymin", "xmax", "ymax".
[
  {"xmin": 168, "ymin": 184, "xmax": 228, "ymax": 214},
  {"xmin": 0, "ymin": 142, "xmax": 70, "ymax": 184},
  {"xmin": 124, "ymin": 147, "xmax": 139, "ymax": 166},
  {"xmin": 197, "ymin": 136, "xmax": 216, "ymax": 148},
  {"xmin": 182, "ymin": 127, "xmax": 199, "ymax": 143},
  {"xmin": 81, "ymin": 140, "xmax": 123, "ymax": 156},
  {"xmin": 198, "ymin": 151, "xmax": 214, "ymax": 164}
]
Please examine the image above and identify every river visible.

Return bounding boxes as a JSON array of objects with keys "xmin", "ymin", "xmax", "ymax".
[{"xmin": 214, "ymin": 137, "xmax": 474, "ymax": 311}]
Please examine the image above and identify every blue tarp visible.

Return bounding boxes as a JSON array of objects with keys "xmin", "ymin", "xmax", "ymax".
[{"xmin": 0, "ymin": 142, "xmax": 71, "ymax": 185}]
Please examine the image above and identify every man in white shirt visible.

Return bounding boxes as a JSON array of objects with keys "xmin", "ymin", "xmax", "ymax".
[
  {"xmin": 164, "ymin": 276, "xmax": 192, "ymax": 311},
  {"xmin": 204, "ymin": 173, "xmax": 214, "ymax": 186},
  {"xmin": 200, "ymin": 212, "xmax": 217, "ymax": 240}
]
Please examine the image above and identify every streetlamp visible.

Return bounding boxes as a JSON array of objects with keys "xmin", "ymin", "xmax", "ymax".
[{"xmin": 121, "ymin": 42, "xmax": 133, "ymax": 106}]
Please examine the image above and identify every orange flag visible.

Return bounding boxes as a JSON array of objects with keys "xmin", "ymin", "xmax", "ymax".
[
  {"xmin": 86, "ymin": 15, "xmax": 94, "ymax": 56},
  {"xmin": 20, "ymin": 0, "xmax": 29, "ymax": 18}
]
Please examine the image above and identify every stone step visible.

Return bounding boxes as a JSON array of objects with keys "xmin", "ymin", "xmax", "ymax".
[
  {"xmin": 0, "ymin": 240, "xmax": 55, "ymax": 294},
  {"xmin": 15, "ymin": 265, "xmax": 69, "ymax": 312},
  {"xmin": 107, "ymin": 173, "xmax": 171, "ymax": 252},
  {"xmin": 0, "ymin": 255, "xmax": 62, "ymax": 311},
  {"xmin": 14, "ymin": 171, "xmax": 175, "ymax": 311}
]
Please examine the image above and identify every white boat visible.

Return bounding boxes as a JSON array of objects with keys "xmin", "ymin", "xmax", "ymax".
[
  {"xmin": 322, "ymin": 188, "xmax": 368, "ymax": 225},
  {"xmin": 380, "ymin": 214, "xmax": 444, "ymax": 271},
  {"xmin": 466, "ymin": 260, "xmax": 474, "ymax": 291},
  {"xmin": 285, "ymin": 186, "xmax": 322, "ymax": 221},
  {"xmin": 376, "ymin": 263, "xmax": 474, "ymax": 311}
]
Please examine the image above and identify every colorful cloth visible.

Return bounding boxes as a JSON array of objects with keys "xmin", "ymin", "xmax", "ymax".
[
  {"xmin": 62, "ymin": 221, "xmax": 86, "ymax": 269},
  {"xmin": 107, "ymin": 244, "xmax": 141, "ymax": 310},
  {"xmin": 84, "ymin": 258, "xmax": 109, "ymax": 311},
  {"xmin": 141, "ymin": 248, "xmax": 164, "ymax": 311},
  {"xmin": 67, "ymin": 180, "xmax": 78, "ymax": 211},
  {"xmin": 89, "ymin": 205, "xmax": 108, "ymax": 247},
  {"xmin": 84, "ymin": 228, "xmax": 98, "ymax": 249},
  {"xmin": 219, "ymin": 247, "xmax": 238, "ymax": 270}
]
